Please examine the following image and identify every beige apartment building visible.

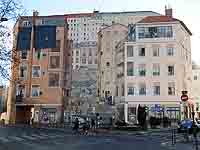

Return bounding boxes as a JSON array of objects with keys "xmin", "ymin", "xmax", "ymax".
[
  {"xmin": 8, "ymin": 12, "xmax": 72, "ymax": 124},
  {"xmin": 97, "ymin": 23, "xmax": 128, "ymax": 100},
  {"xmin": 192, "ymin": 64, "xmax": 200, "ymax": 118},
  {"xmin": 115, "ymin": 10, "xmax": 193, "ymax": 123}
]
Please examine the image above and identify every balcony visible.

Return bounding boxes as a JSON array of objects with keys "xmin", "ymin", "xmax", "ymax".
[{"xmin": 16, "ymin": 95, "xmax": 23, "ymax": 103}]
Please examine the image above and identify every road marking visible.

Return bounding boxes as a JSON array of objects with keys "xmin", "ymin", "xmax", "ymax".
[
  {"xmin": 22, "ymin": 135, "xmax": 37, "ymax": 140},
  {"xmin": 9, "ymin": 136, "xmax": 24, "ymax": 142},
  {"xmin": 31, "ymin": 134, "xmax": 46, "ymax": 139},
  {"xmin": 0, "ymin": 136, "xmax": 10, "ymax": 142},
  {"xmin": 39, "ymin": 133, "xmax": 49, "ymax": 137}
]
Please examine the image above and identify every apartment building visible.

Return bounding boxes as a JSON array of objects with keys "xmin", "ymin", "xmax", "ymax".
[
  {"xmin": 65, "ymin": 11, "xmax": 160, "ymax": 97},
  {"xmin": 115, "ymin": 9, "xmax": 192, "ymax": 123},
  {"xmin": 10, "ymin": 12, "xmax": 72, "ymax": 124},
  {"xmin": 97, "ymin": 23, "xmax": 128, "ymax": 101},
  {"xmin": 192, "ymin": 64, "xmax": 200, "ymax": 118}
]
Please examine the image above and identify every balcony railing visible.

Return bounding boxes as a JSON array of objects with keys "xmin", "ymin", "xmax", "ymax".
[{"xmin": 16, "ymin": 95, "xmax": 23, "ymax": 103}]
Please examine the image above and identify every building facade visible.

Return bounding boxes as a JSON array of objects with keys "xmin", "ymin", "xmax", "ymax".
[
  {"xmin": 65, "ymin": 11, "xmax": 160, "ymax": 98},
  {"xmin": 10, "ymin": 12, "xmax": 72, "ymax": 124},
  {"xmin": 97, "ymin": 23, "xmax": 128, "ymax": 101},
  {"xmin": 115, "ymin": 13, "xmax": 192, "ymax": 123},
  {"xmin": 192, "ymin": 64, "xmax": 200, "ymax": 118}
]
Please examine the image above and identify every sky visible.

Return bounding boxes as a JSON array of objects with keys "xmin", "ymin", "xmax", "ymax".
[{"xmin": 21, "ymin": 0, "xmax": 200, "ymax": 64}]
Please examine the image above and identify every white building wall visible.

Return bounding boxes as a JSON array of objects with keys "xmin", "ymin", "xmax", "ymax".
[{"xmin": 116, "ymin": 20, "xmax": 192, "ymax": 123}]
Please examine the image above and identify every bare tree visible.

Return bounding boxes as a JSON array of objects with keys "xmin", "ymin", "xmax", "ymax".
[{"xmin": 0, "ymin": 0, "xmax": 24, "ymax": 83}]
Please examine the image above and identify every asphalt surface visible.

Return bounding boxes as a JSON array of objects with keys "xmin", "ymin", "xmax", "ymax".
[{"xmin": 0, "ymin": 126, "xmax": 195, "ymax": 150}]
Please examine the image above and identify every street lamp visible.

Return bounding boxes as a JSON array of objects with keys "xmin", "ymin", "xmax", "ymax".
[{"xmin": 0, "ymin": 17, "xmax": 8, "ymax": 22}]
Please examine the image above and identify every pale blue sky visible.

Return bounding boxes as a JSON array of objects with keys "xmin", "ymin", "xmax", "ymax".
[{"xmin": 22, "ymin": 0, "xmax": 200, "ymax": 63}]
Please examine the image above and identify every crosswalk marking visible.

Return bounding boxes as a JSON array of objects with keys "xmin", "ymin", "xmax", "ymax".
[
  {"xmin": 31, "ymin": 134, "xmax": 46, "ymax": 139},
  {"xmin": 39, "ymin": 133, "xmax": 49, "ymax": 137},
  {"xmin": 22, "ymin": 135, "xmax": 37, "ymax": 140},
  {"xmin": 0, "ymin": 136, "xmax": 10, "ymax": 142},
  {"xmin": 9, "ymin": 136, "xmax": 24, "ymax": 142}
]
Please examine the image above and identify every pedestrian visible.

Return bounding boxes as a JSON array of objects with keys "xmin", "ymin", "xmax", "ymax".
[
  {"xmin": 91, "ymin": 118, "xmax": 95, "ymax": 131},
  {"xmin": 73, "ymin": 118, "xmax": 79, "ymax": 134}
]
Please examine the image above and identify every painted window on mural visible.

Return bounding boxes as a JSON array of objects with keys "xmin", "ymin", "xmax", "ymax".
[
  {"xmin": 32, "ymin": 66, "xmax": 41, "ymax": 78},
  {"xmin": 16, "ymin": 84, "xmax": 25, "ymax": 97},
  {"xmin": 50, "ymin": 56, "xmax": 60, "ymax": 68},
  {"xmin": 48, "ymin": 73, "xmax": 59, "ymax": 87},
  {"xmin": 19, "ymin": 65, "xmax": 27, "ymax": 79},
  {"xmin": 31, "ymin": 85, "xmax": 40, "ymax": 97}
]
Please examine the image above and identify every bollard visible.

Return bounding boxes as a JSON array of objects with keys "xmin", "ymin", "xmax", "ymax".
[
  {"xmin": 193, "ymin": 125, "xmax": 198, "ymax": 150},
  {"xmin": 172, "ymin": 128, "xmax": 175, "ymax": 146}
]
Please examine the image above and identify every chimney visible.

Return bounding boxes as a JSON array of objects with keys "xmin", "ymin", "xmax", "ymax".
[{"xmin": 165, "ymin": 5, "xmax": 173, "ymax": 17}]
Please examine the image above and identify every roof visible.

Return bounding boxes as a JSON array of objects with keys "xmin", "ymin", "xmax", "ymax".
[
  {"xmin": 100, "ymin": 11, "xmax": 160, "ymax": 15},
  {"xmin": 138, "ymin": 16, "xmax": 192, "ymax": 35},
  {"xmin": 98, "ymin": 23, "xmax": 128, "ymax": 33},
  {"xmin": 138, "ymin": 16, "xmax": 178, "ymax": 23}
]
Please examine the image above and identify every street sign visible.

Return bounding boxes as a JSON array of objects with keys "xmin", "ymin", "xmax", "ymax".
[
  {"xmin": 150, "ymin": 104, "xmax": 163, "ymax": 112},
  {"xmin": 181, "ymin": 95, "xmax": 188, "ymax": 102}
]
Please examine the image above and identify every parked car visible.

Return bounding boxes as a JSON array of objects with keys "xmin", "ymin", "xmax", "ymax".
[{"xmin": 177, "ymin": 119, "xmax": 200, "ymax": 134}]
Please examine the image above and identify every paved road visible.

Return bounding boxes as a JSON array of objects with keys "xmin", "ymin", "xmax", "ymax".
[{"xmin": 0, "ymin": 126, "xmax": 194, "ymax": 150}]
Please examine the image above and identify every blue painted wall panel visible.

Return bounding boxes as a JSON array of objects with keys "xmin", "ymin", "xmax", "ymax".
[
  {"xmin": 34, "ymin": 26, "xmax": 56, "ymax": 49},
  {"xmin": 17, "ymin": 27, "xmax": 32, "ymax": 50}
]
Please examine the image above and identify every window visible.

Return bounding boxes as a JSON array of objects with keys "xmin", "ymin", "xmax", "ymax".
[
  {"xmin": 138, "ymin": 27, "xmax": 145, "ymax": 39},
  {"xmin": 153, "ymin": 82, "xmax": 160, "ymax": 96},
  {"xmin": 21, "ymin": 50, "xmax": 27, "ymax": 59},
  {"xmin": 196, "ymin": 102, "xmax": 199, "ymax": 111},
  {"xmin": 88, "ymin": 58, "xmax": 92, "ymax": 64},
  {"xmin": 127, "ymin": 46, "xmax": 134, "ymax": 57},
  {"xmin": 153, "ymin": 64, "xmax": 160, "ymax": 76},
  {"xmin": 138, "ymin": 64, "xmax": 146, "ymax": 76},
  {"xmin": 168, "ymin": 82, "xmax": 175, "ymax": 95},
  {"xmin": 89, "ymin": 48, "xmax": 92, "ymax": 56},
  {"xmin": 106, "ymin": 62, "xmax": 110, "ymax": 67},
  {"xmin": 82, "ymin": 49, "xmax": 86, "ymax": 56},
  {"xmin": 153, "ymin": 48, "xmax": 159, "ymax": 56},
  {"xmin": 50, "ymin": 56, "xmax": 60, "ymax": 68},
  {"xmin": 32, "ymin": 66, "xmax": 41, "ymax": 78},
  {"xmin": 128, "ymin": 86, "xmax": 135, "ymax": 95},
  {"xmin": 121, "ymin": 84, "xmax": 124, "ymax": 96},
  {"xmin": 49, "ymin": 73, "xmax": 59, "ymax": 87},
  {"xmin": 138, "ymin": 26, "xmax": 173, "ymax": 39},
  {"xmin": 116, "ymin": 86, "xmax": 118, "ymax": 96},
  {"xmin": 139, "ymin": 47, "xmax": 145, "ymax": 56},
  {"xmin": 31, "ymin": 85, "xmax": 40, "ymax": 97},
  {"xmin": 139, "ymin": 83, "xmax": 146, "ymax": 95},
  {"xmin": 168, "ymin": 65, "xmax": 174, "ymax": 76},
  {"xmin": 167, "ymin": 47, "xmax": 174, "ymax": 56},
  {"xmin": 19, "ymin": 65, "xmax": 27, "ymax": 78},
  {"xmin": 82, "ymin": 58, "xmax": 86, "ymax": 64},
  {"xmin": 76, "ymin": 58, "xmax": 79, "ymax": 63},
  {"xmin": 76, "ymin": 50, "xmax": 79, "ymax": 56},
  {"xmin": 194, "ymin": 75, "xmax": 198, "ymax": 80},
  {"xmin": 127, "ymin": 62, "xmax": 134, "ymax": 76},
  {"xmin": 95, "ymin": 57, "xmax": 97, "ymax": 64},
  {"xmin": 16, "ymin": 85, "xmax": 25, "ymax": 97}
]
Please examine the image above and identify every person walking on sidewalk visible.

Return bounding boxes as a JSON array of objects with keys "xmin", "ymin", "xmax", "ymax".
[
  {"xmin": 91, "ymin": 119, "xmax": 95, "ymax": 131},
  {"xmin": 73, "ymin": 118, "xmax": 79, "ymax": 134}
]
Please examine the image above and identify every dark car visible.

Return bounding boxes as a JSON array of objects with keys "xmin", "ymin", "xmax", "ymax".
[{"xmin": 177, "ymin": 119, "xmax": 200, "ymax": 134}]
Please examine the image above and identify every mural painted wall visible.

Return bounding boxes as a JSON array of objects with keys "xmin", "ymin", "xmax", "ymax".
[{"xmin": 71, "ymin": 67, "xmax": 96, "ymax": 97}]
